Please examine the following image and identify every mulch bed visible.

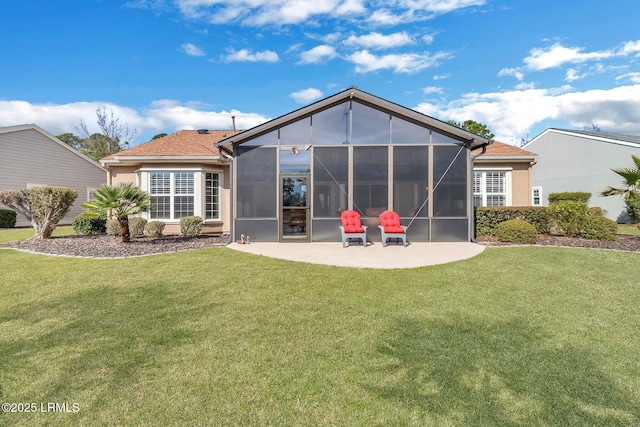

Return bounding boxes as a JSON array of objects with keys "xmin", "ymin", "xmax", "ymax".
[
  {"xmin": 1, "ymin": 233, "xmax": 231, "ymax": 258},
  {"xmin": 476, "ymin": 234, "xmax": 640, "ymax": 252}
]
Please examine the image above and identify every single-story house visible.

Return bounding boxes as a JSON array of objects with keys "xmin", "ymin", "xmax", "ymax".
[
  {"xmin": 0, "ymin": 124, "xmax": 107, "ymax": 227},
  {"xmin": 102, "ymin": 87, "xmax": 541, "ymax": 242},
  {"xmin": 522, "ymin": 128, "xmax": 640, "ymax": 222}
]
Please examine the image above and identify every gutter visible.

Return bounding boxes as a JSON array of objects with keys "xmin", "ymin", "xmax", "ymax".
[{"xmin": 469, "ymin": 139, "xmax": 494, "ymax": 243}]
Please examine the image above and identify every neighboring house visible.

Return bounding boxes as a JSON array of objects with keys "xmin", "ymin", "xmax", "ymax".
[
  {"xmin": 472, "ymin": 141, "xmax": 538, "ymax": 207},
  {"xmin": 101, "ymin": 129, "xmax": 241, "ymax": 235},
  {"xmin": 522, "ymin": 128, "xmax": 640, "ymax": 222},
  {"xmin": 0, "ymin": 124, "xmax": 107, "ymax": 227},
  {"xmin": 216, "ymin": 87, "xmax": 493, "ymax": 243}
]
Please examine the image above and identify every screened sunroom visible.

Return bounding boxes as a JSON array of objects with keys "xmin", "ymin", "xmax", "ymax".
[{"xmin": 217, "ymin": 87, "xmax": 492, "ymax": 243}]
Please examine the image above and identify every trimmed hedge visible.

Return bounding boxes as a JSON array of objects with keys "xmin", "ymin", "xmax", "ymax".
[
  {"xmin": 548, "ymin": 201, "xmax": 588, "ymax": 237},
  {"xmin": 144, "ymin": 221, "xmax": 165, "ymax": 238},
  {"xmin": 180, "ymin": 216, "xmax": 203, "ymax": 238},
  {"xmin": 72, "ymin": 215, "xmax": 107, "ymax": 235},
  {"xmin": 494, "ymin": 219, "xmax": 538, "ymax": 244},
  {"xmin": 475, "ymin": 206, "xmax": 550, "ymax": 236},
  {"xmin": 0, "ymin": 209, "xmax": 17, "ymax": 228},
  {"xmin": 582, "ymin": 216, "xmax": 618, "ymax": 241},
  {"xmin": 548, "ymin": 192, "xmax": 591, "ymax": 204},
  {"xmin": 128, "ymin": 217, "xmax": 147, "ymax": 238},
  {"xmin": 106, "ymin": 218, "xmax": 120, "ymax": 236}
]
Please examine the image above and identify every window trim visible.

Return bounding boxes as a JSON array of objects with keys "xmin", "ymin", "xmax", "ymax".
[{"xmin": 532, "ymin": 186, "xmax": 543, "ymax": 206}]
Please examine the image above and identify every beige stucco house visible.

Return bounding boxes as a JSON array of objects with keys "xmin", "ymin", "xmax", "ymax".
[
  {"xmin": 101, "ymin": 129, "xmax": 241, "ymax": 235},
  {"xmin": 0, "ymin": 124, "xmax": 107, "ymax": 227}
]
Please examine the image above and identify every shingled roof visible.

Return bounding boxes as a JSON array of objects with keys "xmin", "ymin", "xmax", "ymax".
[
  {"xmin": 102, "ymin": 129, "xmax": 243, "ymax": 160},
  {"xmin": 473, "ymin": 140, "xmax": 537, "ymax": 161}
]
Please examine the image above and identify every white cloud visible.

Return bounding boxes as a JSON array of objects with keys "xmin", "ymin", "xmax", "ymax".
[
  {"xmin": 565, "ymin": 68, "xmax": 586, "ymax": 82},
  {"xmin": 498, "ymin": 67, "xmax": 524, "ymax": 81},
  {"xmin": 422, "ymin": 86, "xmax": 443, "ymax": 95},
  {"xmin": 298, "ymin": 45, "xmax": 337, "ymax": 64},
  {"xmin": 616, "ymin": 72, "xmax": 640, "ymax": 83},
  {"xmin": 221, "ymin": 48, "xmax": 279, "ymax": 63},
  {"xmin": 524, "ymin": 43, "xmax": 614, "ymax": 71},
  {"xmin": 414, "ymin": 84, "xmax": 640, "ymax": 144},
  {"xmin": 343, "ymin": 31, "xmax": 415, "ymax": 49},
  {"xmin": 179, "ymin": 43, "xmax": 205, "ymax": 57},
  {"xmin": 0, "ymin": 100, "xmax": 269, "ymax": 144},
  {"xmin": 289, "ymin": 88, "xmax": 324, "ymax": 103},
  {"xmin": 347, "ymin": 50, "xmax": 452, "ymax": 74}
]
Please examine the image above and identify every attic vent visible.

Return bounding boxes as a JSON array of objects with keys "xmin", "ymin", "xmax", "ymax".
[{"xmin": 197, "ymin": 129, "xmax": 209, "ymax": 134}]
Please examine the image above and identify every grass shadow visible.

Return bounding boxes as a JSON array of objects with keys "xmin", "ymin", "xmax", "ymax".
[{"xmin": 368, "ymin": 315, "xmax": 639, "ymax": 426}]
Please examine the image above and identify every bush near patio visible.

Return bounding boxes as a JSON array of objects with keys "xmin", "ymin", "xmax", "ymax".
[
  {"xmin": 494, "ymin": 219, "xmax": 538, "ymax": 244},
  {"xmin": 180, "ymin": 215, "xmax": 203, "ymax": 238},
  {"xmin": 72, "ymin": 215, "xmax": 107, "ymax": 235},
  {"xmin": 475, "ymin": 206, "xmax": 550, "ymax": 236},
  {"xmin": 128, "ymin": 217, "xmax": 148, "ymax": 238},
  {"xmin": 144, "ymin": 221, "xmax": 165, "ymax": 238}
]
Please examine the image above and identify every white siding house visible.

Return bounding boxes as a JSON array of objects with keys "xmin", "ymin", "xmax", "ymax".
[
  {"xmin": 523, "ymin": 128, "xmax": 640, "ymax": 222},
  {"xmin": 0, "ymin": 124, "xmax": 107, "ymax": 227}
]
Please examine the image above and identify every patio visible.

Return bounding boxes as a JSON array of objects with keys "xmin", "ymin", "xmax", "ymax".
[{"xmin": 227, "ymin": 241, "xmax": 485, "ymax": 269}]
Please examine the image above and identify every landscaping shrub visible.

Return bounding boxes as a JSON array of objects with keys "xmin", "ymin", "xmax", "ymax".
[
  {"xmin": 493, "ymin": 219, "xmax": 538, "ymax": 244},
  {"xmin": 72, "ymin": 215, "xmax": 107, "ymax": 234},
  {"xmin": 548, "ymin": 192, "xmax": 591, "ymax": 204},
  {"xmin": 106, "ymin": 218, "xmax": 120, "ymax": 236},
  {"xmin": 180, "ymin": 216, "xmax": 203, "ymax": 238},
  {"xmin": 144, "ymin": 221, "xmax": 165, "ymax": 238},
  {"xmin": 0, "ymin": 187, "xmax": 77, "ymax": 239},
  {"xmin": 548, "ymin": 201, "xmax": 588, "ymax": 237},
  {"xmin": 475, "ymin": 206, "xmax": 550, "ymax": 236},
  {"xmin": 0, "ymin": 209, "xmax": 17, "ymax": 228},
  {"xmin": 582, "ymin": 216, "xmax": 618, "ymax": 241},
  {"xmin": 128, "ymin": 217, "xmax": 147, "ymax": 238}
]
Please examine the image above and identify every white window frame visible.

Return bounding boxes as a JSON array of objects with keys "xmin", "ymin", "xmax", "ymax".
[
  {"xmin": 532, "ymin": 186, "xmax": 543, "ymax": 206},
  {"xmin": 138, "ymin": 167, "xmax": 224, "ymax": 223},
  {"xmin": 473, "ymin": 168, "xmax": 512, "ymax": 207},
  {"xmin": 87, "ymin": 188, "xmax": 98, "ymax": 201}
]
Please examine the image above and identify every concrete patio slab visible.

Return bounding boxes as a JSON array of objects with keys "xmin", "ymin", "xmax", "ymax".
[{"xmin": 227, "ymin": 241, "xmax": 486, "ymax": 269}]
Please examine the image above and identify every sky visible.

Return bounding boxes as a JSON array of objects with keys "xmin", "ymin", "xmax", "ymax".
[{"xmin": 2, "ymin": 0, "xmax": 640, "ymax": 146}]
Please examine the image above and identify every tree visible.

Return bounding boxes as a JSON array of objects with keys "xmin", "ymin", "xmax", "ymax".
[
  {"xmin": 152, "ymin": 133, "xmax": 168, "ymax": 140},
  {"xmin": 0, "ymin": 187, "xmax": 78, "ymax": 239},
  {"xmin": 601, "ymin": 154, "xmax": 640, "ymax": 223},
  {"xmin": 76, "ymin": 108, "xmax": 137, "ymax": 161},
  {"xmin": 56, "ymin": 132, "xmax": 83, "ymax": 150},
  {"xmin": 82, "ymin": 183, "xmax": 150, "ymax": 243},
  {"xmin": 446, "ymin": 119, "xmax": 495, "ymax": 140}
]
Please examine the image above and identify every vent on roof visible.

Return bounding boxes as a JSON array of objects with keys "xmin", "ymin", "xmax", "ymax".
[{"xmin": 197, "ymin": 129, "xmax": 209, "ymax": 134}]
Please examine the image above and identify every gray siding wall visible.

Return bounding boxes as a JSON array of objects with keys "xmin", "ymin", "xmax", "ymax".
[
  {"xmin": 0, "ymin": 128, "xmax": 107, "ymax": 227},
  {"xmin": 527, "ymin": 132, "xmax": 640, "ymax": 222}
]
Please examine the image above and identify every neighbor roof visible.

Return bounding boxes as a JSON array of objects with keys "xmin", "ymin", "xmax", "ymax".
[
  {"xmin": 101, "ymin": 129, "xmax": 243, "ymax": 166},
  {"xmin": 524, "ymin": 128, "xmax": 640, "ymax": 150}
]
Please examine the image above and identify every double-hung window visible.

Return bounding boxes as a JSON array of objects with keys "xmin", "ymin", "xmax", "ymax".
[{"xmin": 474, "ymin": 171, "xmax": 508, "ymax": 207}]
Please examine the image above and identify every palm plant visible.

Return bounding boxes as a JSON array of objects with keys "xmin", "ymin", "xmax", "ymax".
[
  {"xmin": 601, "ymin": 154, "xmax": 640, "ymax": 223},
  {"xmin": 82, "ymin": 183, "xmax": 150, "ymax": 242}
]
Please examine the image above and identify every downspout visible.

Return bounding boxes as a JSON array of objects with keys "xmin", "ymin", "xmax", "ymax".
[{"xmin": 469, "ymin": 139, "xmax": 494, "ymax": 242}]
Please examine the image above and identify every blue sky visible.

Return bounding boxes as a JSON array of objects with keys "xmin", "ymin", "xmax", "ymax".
[{"xmin": 2, "ymin": 0, "xmax": 640, "ymax": 146}]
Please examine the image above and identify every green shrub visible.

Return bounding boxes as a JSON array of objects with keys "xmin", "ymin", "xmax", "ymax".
[
  {"xmin": 548, "ymin": 201, "xmax": 588, "ymax": 237},
  {"xmin": 587, "ymin": 206, "xmax": 607, "ymax": 217},
  {"xmin": 144, "ymin": 221, "xmax": 165, "ymax": 238},
  {"xmin": 0, "ymin": 209, "xmax": 17, "ymax": 228},
  {"xmin": 548, "ymin": 192, "xmax": 591, "ymax": 204},
  {"xmin": 582, "ymin": 216, "xmax": 618, "ymax": 241},
  {"xmin": 180, "ymin": 216, "xmax": 203, "ymax": 238},
  {"xmin": 475, "ymin": 206, "xmax": 550, "ymax": 236},
  {"xmin": 128, "ymin": 217, "xmax": 147, "ymax": 238},
  {"xmin": 106, "ymin": 218, "xmax": 120, "ymax": 236},
  {"xmin": 493, "ymin": 219, "xmax": 538, "ymax": 244},
  {"xmin": 72, "ymin": 215, "xmax": 107, "ymax": 234}
]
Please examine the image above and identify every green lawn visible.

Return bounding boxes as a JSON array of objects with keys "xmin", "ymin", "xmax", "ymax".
[
  {"xmin": 619, "ymin": 224, "xmax": 640, "ymax": 235},
  {"xmin": 1, "ymin": 228, "xmax": 640, "ymax": 426}
]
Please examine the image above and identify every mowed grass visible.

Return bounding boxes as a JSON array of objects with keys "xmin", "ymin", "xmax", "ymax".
[{"xmin": 1, "ymin": 228, "xmax": 640, "ymax": 426}]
